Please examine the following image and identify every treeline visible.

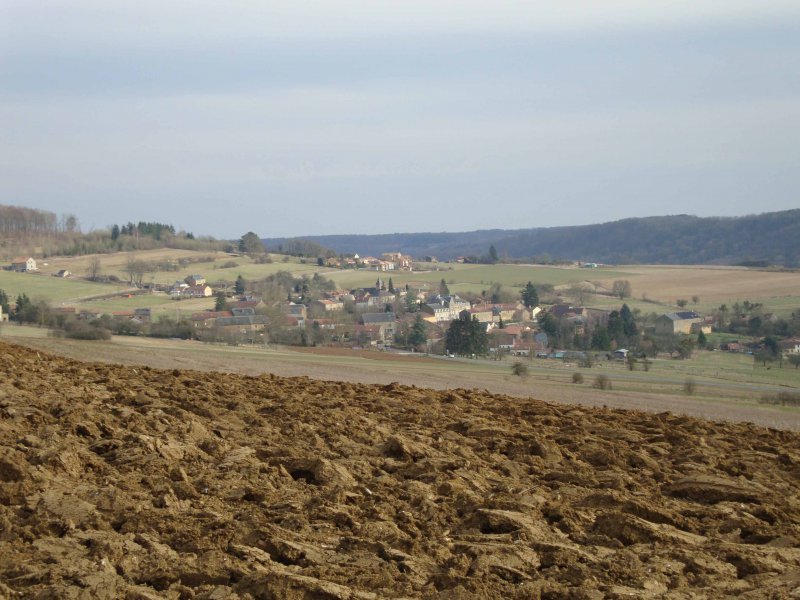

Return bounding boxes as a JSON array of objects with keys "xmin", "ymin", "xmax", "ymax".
[
  {"xmin": 0, "ymin": 204, "xmax": 226, "ymax": 258},
  {"xmin": 264, "ymin": 210, "xmax": 800, "ymax": 267},
  {"xmin": 264, "ymin": 238, "xmax": 337, "ymax": 258},
  {"xmin": 0, "ymin": 205, "xmax": 79, "ymax": 235},
  {"xmin": 111, "ymin": 222, "xmax": 177, "ymax": 241}
]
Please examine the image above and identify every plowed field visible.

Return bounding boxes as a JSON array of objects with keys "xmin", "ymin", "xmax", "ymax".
[{"xmin": 1, "ymin": 341, "xmax": 800, "ymax": 599}]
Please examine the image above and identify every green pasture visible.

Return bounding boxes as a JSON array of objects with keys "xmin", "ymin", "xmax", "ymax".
[
  {"xmin": 72, "ymin": 252, "xmax": 318, "ymax": 287},
  {"xmin": 324, "ymin": 264, "xmax": 634, "ymax": 294},
  {"xmin": 214, "ymin": 258, "xmax": 319, "ymax": 283},
  {"xmin": 0, "ymin": 271, "xmax": 125, "ymax": 304},
  {"xmin": 73, "ymin": 293, "xmax": 175, "ymax": 314},
  {"xmin": 74, "ymin": 294, "xmax": 215, "ymax": 317}
]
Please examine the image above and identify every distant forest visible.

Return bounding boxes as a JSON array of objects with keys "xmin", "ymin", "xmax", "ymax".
[
  {"xmin": 264, "ymin": 210, "xmax": 800, "ymax": 266},
  {"xmin": 0, "ymin": 204, "xmax": 224, "ymax": 258}
]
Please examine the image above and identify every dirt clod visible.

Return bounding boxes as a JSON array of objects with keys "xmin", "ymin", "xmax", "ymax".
[{"xmin": 1, "ymin": 341, "xmax": 800, "ymax": 597}]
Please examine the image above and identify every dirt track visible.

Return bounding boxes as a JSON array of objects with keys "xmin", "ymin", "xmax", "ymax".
[{"xmin": 2, "ymin": 341, "xmax": 800, "ymax": 598}]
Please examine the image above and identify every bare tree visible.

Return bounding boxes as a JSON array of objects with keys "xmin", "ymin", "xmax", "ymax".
[
  {"xmin": 611, "ymin": 280, "xmax": 632, "ymax": 300},
  {"xmin": 123, "ymin": 257, "xmax": 151, "ymax": 288},
  {"xmin": 87, "ymin": 257, "xmax": 102, "ymax": 281},
  {"xmin": 568, "ymin": 283, "xmax": 592, "ymax": 305}
]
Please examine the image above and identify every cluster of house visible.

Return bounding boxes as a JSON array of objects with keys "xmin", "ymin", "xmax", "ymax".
[
  {"xmin": 116, "ymin": 274, "xmax": 728, "ymax": 353},
  {"xmin": 7, "ymin": 254, "xmax": 798, "ymax": 357},
  {"xmin": 324, "ymin": 252, "xmax": 414, "ymax": 271},
  {"xmin": 170, "ymin": 275, "xmax": 214, "ymax": 299},
  {"xmin": 190, "ymin": 299, "xmax": 269, "ymax": 342}
]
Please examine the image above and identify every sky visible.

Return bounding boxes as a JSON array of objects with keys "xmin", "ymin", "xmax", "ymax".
[{"xmin": 1, "ymin": 1, "xmax": 799, "ymax": 239}]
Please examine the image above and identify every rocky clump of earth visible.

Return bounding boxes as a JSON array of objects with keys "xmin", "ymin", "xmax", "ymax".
[{"xmin": 1, "ymin": 341, "xmax": 799, "ymax": 598}]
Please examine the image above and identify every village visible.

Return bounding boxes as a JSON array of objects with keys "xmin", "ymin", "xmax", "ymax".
[{"xmin": 6, "ymin": 251, "xmax": 799, "ymax": 367}]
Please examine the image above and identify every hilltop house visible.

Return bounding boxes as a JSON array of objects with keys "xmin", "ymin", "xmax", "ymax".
[
  {"xmin": 10, "ymin": 257, "xmax": 37, "ymax": 272},
  {"xmin": 171, "ymin": 280, "xmax": 213, "ymax": 299},
  {"xmin": 654, "ymin": 311, "xmax": 709, "ymax": 335},
  {"xmin": 381, "ymin": 252, "xmax": 413, "ymax": 270},
  {"xmin": 361, "ymin": 256, "xmax": 394, "ymax": 271}
]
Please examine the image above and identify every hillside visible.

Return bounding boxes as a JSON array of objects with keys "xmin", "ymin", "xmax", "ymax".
[
  {"xmin": 264, "ymin": 209, "xmax": 800, "ymax": 266},
  {"xmin": 2, "ymin": 341, "xmax": 800, "ymax": 598}
]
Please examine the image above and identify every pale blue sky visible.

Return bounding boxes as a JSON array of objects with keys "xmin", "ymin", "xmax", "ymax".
[{"xmin": 1, "ymin": 1, "xmax": 798, "ymax": 238}]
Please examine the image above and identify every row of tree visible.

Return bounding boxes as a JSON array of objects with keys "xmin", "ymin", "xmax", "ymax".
[
  {"xmin": 111, "ymin": 221, "xmax": 179, "ymax": 241},
  {"xmin": 0, "ymin": 205, "xmax": 79, "ymax": 235}
]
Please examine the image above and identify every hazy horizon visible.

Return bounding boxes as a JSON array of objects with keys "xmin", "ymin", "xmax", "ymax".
[{"xmin": 2, "ymin": 2, "xmax": 799, "ymax": 239}]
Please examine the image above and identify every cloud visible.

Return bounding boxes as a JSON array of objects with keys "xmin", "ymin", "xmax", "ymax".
[
  {"xmin": 4, "ymin": 0, "xmax": 800, "ymax": 44},
  {"xmin": 1, "ymin": 1, "xmax": 799, "ymax": 237}
]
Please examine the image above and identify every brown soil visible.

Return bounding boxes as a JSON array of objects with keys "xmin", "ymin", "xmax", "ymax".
[{"xmin": 2, "ymin": 341, "xmax": 800, "ymax": 598}]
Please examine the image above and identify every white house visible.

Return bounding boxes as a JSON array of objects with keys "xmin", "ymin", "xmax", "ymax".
[{"xmin": 10, "ymin": 257, "xmax": 37, "ymax": 272}]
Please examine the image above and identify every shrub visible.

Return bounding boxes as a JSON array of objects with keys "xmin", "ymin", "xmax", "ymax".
[
  {"xmin": 572, "ymin": 372, "xmax": 584, "ymax": 384},
  {"xmin": 61, "ymin": 321, "xmax": 112, "ymax": 340},
  {"xmin": 592, "ymin": 374, "xmax": 612, "ymax": 390},
  {"xmin": 759, "ymin": 392, "xmax": 800, "ymax": 407},
  {"xmin": 511, "ymin": 362, "xmax": 529, "ymax": 377}
]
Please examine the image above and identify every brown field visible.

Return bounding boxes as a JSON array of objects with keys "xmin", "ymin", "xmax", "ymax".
[
  {"xmin": 5, "ymin": 328, "xmax": 800, "ymax": 431},
  {"xmin": 2, "ymin": 341, "xmax": 800, "ymax": 598},
  {"xmin": 595, "ymin": 265, "xmax": 800, "ymax": 310}
]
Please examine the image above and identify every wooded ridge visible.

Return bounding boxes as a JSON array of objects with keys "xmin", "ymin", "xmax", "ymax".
[{"xmin": 264, "ymin": 210, "xmax": 800, "ymax": 266}]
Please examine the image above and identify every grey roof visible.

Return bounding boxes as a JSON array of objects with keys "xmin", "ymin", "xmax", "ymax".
[
  {"xmin": 425, "ymin": 294, "xmax": 467, "ymax": 307},
  {"xmin": 361, "ymin": 312, "xmax": 396, "ymax": 324},
  {"xmin": 215, "ymin": 315, "xmax": 268, "ymax": 327},
  {"xmin": 663, "ymin": 311, "xmax": 701, "ymax": 321}
]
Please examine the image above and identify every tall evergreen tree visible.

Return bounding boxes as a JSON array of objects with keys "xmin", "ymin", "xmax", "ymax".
[
  {"xmin": 521, "ymin": 282, "xmax": 539, "ymax": 308},
  {"xmin": 235, "ymin": 275, "xmax": 246, "ymax": 295},
  {"xmin": 620, "ymin": 304, "xmax": 638, "ymax": 337},
  {"xmin": 0, "ymin": 289, "xmax": 9, "ymax": 316},
  {"xmin": 408, "ymin": 313, "xmax": 427, "ymax": 350},
  {"xmin": 446, "ymin": 312, "xmax": 488, "ymax": 356},
  {"xmin": 214, "ymin": 292, "xmax": 228, "ymax": 312},
  {"xmin": 697, "ymin": 329, "xmax": 707, "ymax": 349}
]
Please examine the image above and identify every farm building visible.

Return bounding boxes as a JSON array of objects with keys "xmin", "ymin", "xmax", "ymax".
[
  {"xmin": 654, "ymin": 311, "xmax": 708, "ymax": 335},
  {"xmin": 10, "ymin": 257, "xmax": 37, "ymax": 272},
  {"xmin": 360, "ymin": 312, "xmax": 397, "ymax": 342}
]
